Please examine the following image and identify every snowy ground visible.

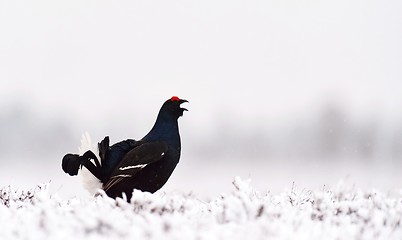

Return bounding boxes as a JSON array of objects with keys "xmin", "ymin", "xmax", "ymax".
[{"xmin": 1, "ymin": 177, "xmax": 401, "ymax": 240}]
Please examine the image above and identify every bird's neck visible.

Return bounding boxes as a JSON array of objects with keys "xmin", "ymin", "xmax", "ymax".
[{"xmin": 142, "ymin": 116, "xmax": 181, "ymax": 146}]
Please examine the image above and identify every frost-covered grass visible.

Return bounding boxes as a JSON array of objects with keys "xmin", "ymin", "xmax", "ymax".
[{"xmin": 1, "ymin": 177, "xmax": 401, "ymax": 240}]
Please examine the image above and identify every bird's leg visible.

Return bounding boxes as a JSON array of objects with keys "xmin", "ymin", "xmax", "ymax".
[{"xmin": 79, "ymin": 150, "xmax": 104, "ymax": 181}]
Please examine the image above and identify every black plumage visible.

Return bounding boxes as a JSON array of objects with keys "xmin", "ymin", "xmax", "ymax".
[{"xmin": 62, "ymin": 96, "xmax": 188, "ymax": 200}]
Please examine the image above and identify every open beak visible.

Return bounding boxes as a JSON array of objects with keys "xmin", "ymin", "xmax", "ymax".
[{"xmin": 179, "ymin": 99, "xmax": 189, "ymax": 111}]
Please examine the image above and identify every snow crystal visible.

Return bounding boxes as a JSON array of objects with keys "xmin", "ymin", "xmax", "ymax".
[{"xmin": 0, "ymin": 177, "xmax": 402, "ymax": 240}]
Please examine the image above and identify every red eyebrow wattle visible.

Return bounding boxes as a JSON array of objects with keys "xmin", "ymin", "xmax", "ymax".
[{"xmin": 170, "ymin": 96, "xmax": 180, "ymax": 101}]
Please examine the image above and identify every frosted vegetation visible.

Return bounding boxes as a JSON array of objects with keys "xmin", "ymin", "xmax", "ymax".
[{"xmin": 1, "ymin": 177, "xmax": 401, "ymax": 240}]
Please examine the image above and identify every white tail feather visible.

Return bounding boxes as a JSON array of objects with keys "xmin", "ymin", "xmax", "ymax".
[{"xmin": 78, "ymin": 132, "xmax": 103, "ymax": 195}]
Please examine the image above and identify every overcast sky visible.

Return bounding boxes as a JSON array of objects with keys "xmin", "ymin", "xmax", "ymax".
[
  {"xmin": 1, "ymin": 0, "xmax": 401, "ymax": 128},
  {"xmin": 1, "ymin": 0, "xmax": 402, "ymax": 197}
]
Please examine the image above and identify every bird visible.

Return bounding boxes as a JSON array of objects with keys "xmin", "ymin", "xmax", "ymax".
[{"xmin": 62, "ymin": 96, "xmax": 188, "ymax": 200}]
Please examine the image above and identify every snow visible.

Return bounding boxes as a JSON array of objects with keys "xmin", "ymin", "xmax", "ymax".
[{"xmin": 1, "ymin": 177, "xmax": 401, "ymax": 240}]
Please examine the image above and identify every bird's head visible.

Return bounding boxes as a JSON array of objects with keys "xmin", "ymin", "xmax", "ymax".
[{"xmin": 160, "ymin": 96, "xmax": 188, "ymax": 119}]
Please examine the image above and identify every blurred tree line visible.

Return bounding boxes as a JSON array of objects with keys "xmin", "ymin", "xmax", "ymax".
[{"xmin": 1, "ymin": 101, "xmax": 402, "ymax": 163}]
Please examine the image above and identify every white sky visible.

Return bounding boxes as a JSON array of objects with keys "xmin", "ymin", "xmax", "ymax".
[
  {"xmin": 1, "ymin": 0, "xmax": 401, "ymax": 128},
  {"xmin": 1, "ymin": 0, "xmax": 402, "ymax": 197}
]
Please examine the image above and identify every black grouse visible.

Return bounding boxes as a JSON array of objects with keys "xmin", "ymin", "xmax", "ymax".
[{"xmin": 62, "ymin": 96, "xmax": 188, "ymax": 200}]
